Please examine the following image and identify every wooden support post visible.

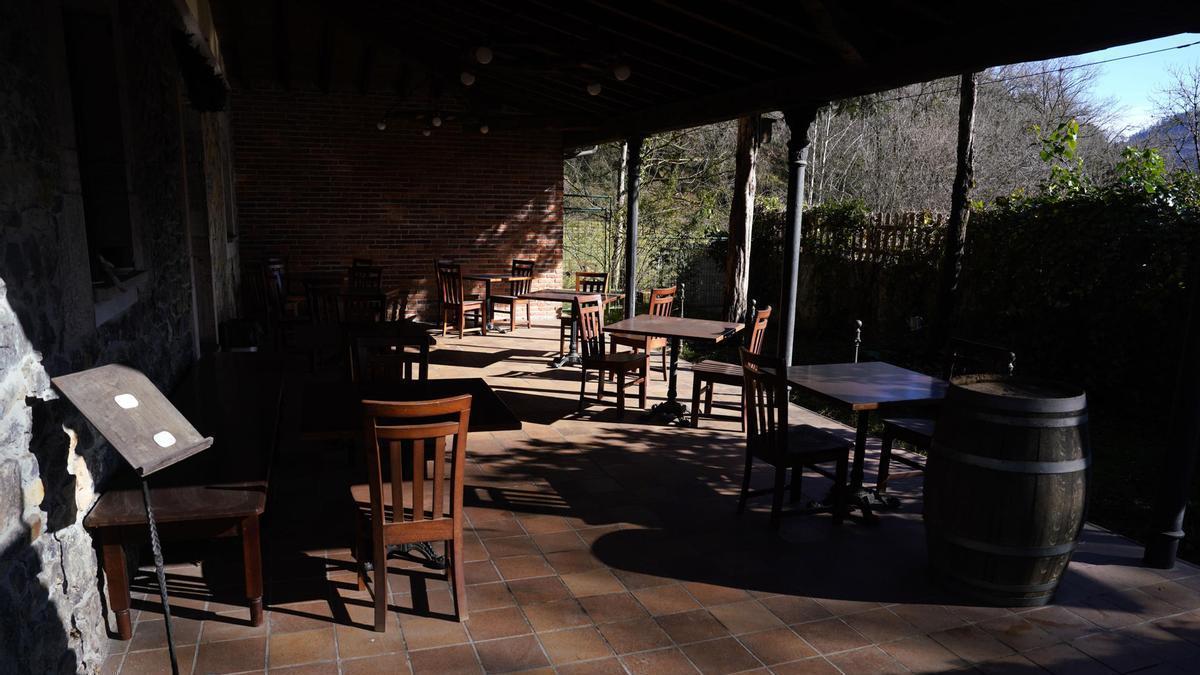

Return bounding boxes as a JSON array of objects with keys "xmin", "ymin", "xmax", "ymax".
[
  {"xmin": 1146, "ymin": 256, "xmax": 1200, "ymax": 568},
  {"xmin": 780, "ymin": 105, "xmax": 821, "ymax": 366},
  {"xmin": 624, "ymin": 136, "xmax": 643, "ymax": 320},
  {"xmin": 933, "ymin": 72, "xmax": 979, "ymax": 350},
  {"xmin": 723, "ymin": 116, "xmax": 762, "ymax": 323}
]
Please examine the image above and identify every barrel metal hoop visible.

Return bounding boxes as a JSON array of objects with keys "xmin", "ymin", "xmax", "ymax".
[
  {"xmin": 954, "ymin": 411, "xmax": 1089, "ymax": 428},
  {"xmin": 933, "ymin": 563, "xmax": 1062, "ymax": 594},
  {"xmin": 948, "ymin": 380, "xmax": 1087, "ymax": 414},
  {"xmin": 939, "ymin": 532, "xmax": 1078, "ymax": 557},
  {"xmin": 930, "ymin": 443, "xmax": 1091, "ymax": 474}
]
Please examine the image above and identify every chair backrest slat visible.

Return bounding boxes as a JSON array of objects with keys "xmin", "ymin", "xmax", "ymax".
[
  {"xmin": 351, "ymin": 333, "xmax": 430, "ymax": 382},
  {"xmin": 741, "ymin": 348, "xmax": 788, "ymax": 455},
  {"xmin": 361, "ymin": 396, "xmax": 472, "ymax": 530},
  {"xmin": 349, "ymin": 265, "xmax": 384, "ymax": 289},
  {"xmin": 574, "ymin": 271, "xmax": 608, "ymax": 294},
  {"xmin": 572, "ymin": 294, "xmax": 606, "ymax": 358},
  {"xmin": 747, "ymin": 306, "xmax": 772, "ymax": 355},
  {"xmin": 648, "ymin": 286, "xmax": 675, "ymax": 318},
  {"xmin": 436, "ymin": 260, "xmax": 465, "ymax": 305},
  {"xmin": 511, "ymin": 259, "xmax": 535, "ymax": 296},
  {"xmin": 945, "ymin": 338, "xmax": 1017, "ymax": 379}
]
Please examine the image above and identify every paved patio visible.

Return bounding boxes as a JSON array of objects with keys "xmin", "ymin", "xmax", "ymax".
[{"xmin": 102, "ymin": 326, "xmax": 1200, "ymax": 674}]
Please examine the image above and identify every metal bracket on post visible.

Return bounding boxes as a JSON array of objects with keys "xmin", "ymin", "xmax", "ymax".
[
  {"xmin": 142, "ymin": 479, "xmax": 180, "ymax": 675},
  {"xmin": 854, "ymin": 320, "xmax": 863, "ymax": 364}
]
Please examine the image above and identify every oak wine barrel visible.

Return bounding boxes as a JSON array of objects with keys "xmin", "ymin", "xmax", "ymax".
[{"xmin": 923, "ymin": 374, "xmax": 1089, "ymax": 607}]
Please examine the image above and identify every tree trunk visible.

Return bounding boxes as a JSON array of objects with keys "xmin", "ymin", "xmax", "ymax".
[
  {"xmin": 722, "ymin": 116, "xmax": 760, "ymax": 323},
  {"xmin": 933, "ymin": 72, "xmax": 979, "ymax": 350}
]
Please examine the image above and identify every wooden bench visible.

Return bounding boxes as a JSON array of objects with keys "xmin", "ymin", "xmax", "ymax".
[{"xmin": 84, "ymin": 353, "xmax": 284, "ymax": 640}]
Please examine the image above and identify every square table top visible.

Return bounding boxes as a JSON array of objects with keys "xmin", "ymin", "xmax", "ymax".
[
  {"xmin": 300, "ymin": 377, "xmax": 522, "ymax": 440},
  {"xmin": 784, "ymin": 361, "xmax": 947, "ymax": 411},
  {"xmin": 604, "ymin": 315, "xmax": 743, "ymax": 343},
  {"xmin": 520, "ymin": 289, "xmax": 623, "ymax": 304}
]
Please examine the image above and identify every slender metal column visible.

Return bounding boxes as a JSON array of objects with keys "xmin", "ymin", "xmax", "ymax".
[
  {"xmin": 780, "ymin": 106, "xmax": 820, "ymax": 365},
  {"xmin": 142, "ymin": 480, "xmax": 180, "ymax": 675},
  {"xmin": 1146, "ymin": 257, "xmax": 1200, "ymax": 568},
  {"xmin": 624, "ymin": 136, "xmax": 642, "ymax": 319}
]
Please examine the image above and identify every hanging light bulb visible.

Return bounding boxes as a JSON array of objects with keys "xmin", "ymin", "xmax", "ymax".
[
  {"xmin": 613, "ymin": 64, "xmax": 631, "ymax": 81},
  {"xmin": 474, "ymin": 46, "xmax": 493, "ymax": 65},
  {"xmin": 376, "ymin": 120, "xmax": 387, "ymax": 131},
  {"xmin": 431, "ymin": 115, "xmax": 443, "ymax": 127},
  {"xmin": 586, "ymin": 82, "xmax": 602, "ymax": 96},
  {"xmin": 421, "ymin": 128, "xmax": 432, "ymax": 137},
  {"xmin": 460, "ymin": 71, "xmax": 476, "ymax": 86},
  {"xmin": 479, "ymin": 124, "xmax": 490, "ymax": 135}
]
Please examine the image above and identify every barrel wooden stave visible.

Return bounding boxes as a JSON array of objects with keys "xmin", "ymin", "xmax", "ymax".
[{"xmin": 924, "ymin": 375, "xmax": 1089, "ymax": 607}]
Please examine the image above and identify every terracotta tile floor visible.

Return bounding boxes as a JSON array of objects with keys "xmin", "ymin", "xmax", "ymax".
[{"xmin": 102, "ymin": 326, "xmax": 1200, "ymax": 674}]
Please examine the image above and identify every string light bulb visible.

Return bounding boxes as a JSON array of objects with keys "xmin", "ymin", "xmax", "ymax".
[
  {"xmin": 460, "ymin": 71, "xmax": 476, "ymax": 86},
  {"xmin": 475, "ymin": 46, "xmax": 493, "ymax": 65},
  {"xmin": 613, "ymin": 64, "xmax": 631, "ymax": 81},
  {"xmin": 431, "ymin": 115, "xmax": 443, "ymax": 127},
  {"xmin": 421, "ymin": 128, "xmax": 432, "ymax": 137},
  {"xmin": 480, "ymin": 124, "xmax": 490, "ymax": 134},
  {"xmin": 586, "ymin": 82, "xmax": 602, "ymax": 96},
  {"xmin": 376, "ymin": 120, "xmax": 387, "ymax": 131}
]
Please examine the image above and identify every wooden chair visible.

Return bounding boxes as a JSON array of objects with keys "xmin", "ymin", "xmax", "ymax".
[
  {"xmin": 306, "ymin": 286, "xmax": 342, "ymax": 324},
  {"xmin": 349, "ymin": 333, "xmax": 430, "ymax": 382},
  {"xmin": 559, "ymin": 271, "xmax": 608, "ymax": 355},
  {"xmin": 610, "ymin": 286, "xmax": 674, "ymax": 380},
  {"xmin": 435, "ymin": 260, "xmax": 486, "ymax": 338},
  {"xmin": 352, "ymin": 395, "xmax": 472, "ymax": 630},
  {"xmin": 489, "ymin": 259, "xmax": 535, "ymax": 331},
  {"xmin": 740, "ymin": 348, "xmax": 850, "ymax": 529},
  {"xmin": 877, "ymin": 338, "xmax": 1017, "ymax": 495},
  {"xmin": 574, "ymin": 294, "xmax": 647, "ymax": 413},
  {"xmin": 349, "ymin": 265, "xmax": 384, "ymax": 289},
  {"xmin": 383, "ymin": 288, "xmax": 410, "ymax": 322},
  {"xmin": 690, "ymin": 303, "xmax": 771, "ymax": 429}
]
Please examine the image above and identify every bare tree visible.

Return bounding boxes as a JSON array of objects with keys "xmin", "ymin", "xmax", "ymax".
[{"xmin": 1152, "ymin": 62, "xmax": 1200, "ymax": 170}]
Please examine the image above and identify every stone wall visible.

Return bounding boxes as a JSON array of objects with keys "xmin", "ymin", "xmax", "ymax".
[
  {"xmin": 231, "ymin": 90, "xmax": 564, "ymax": 320},
  {"xmin": 0, "ymin": 0, "xmax": 237, "ymax": 671}
]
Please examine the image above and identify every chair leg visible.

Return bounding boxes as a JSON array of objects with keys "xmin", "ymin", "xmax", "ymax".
[
  {"xmin": 737, "ymin": 454, "xmax": 754, "ymax": 515},
  {"xmin": 559, "ymin": 323, "xmax": 565, "ymax": 356},
  {"xmin": 442, "ymin": 309, "xmax": 450, "ymax": 337},
  {"xmin": 704, "ymin": 382, "xmax": 714, "ymax": 414},
  {"xmin": 450, "ymin": 535, "xmax": 468, "ymax": 621},
  {"xmin": 833, "ymin": 454, "xmax": 849, "ymax": 526},
  {"xmin": 639, "ymin": 362, "xmax": 647, "ymax": 408},
  {"xmin": 790, "ymin": 466, "xmax": 803, "ymax": 503},
  {"xmin": 457, "ymin": 309, "xmax": 465, "ymax": 339},
  {"xmin": 578, "ymin": 368, "xmax": 588, "ymax": 414},
  {"xmin": 770, "ymin": 465, "xmax": 787, "ymax": 530},
  {"xmin": 525, "ymin": 303, "xmax": 531, "ymax": 329},
  {"xmin": 617, "ymin": 374, "xmax": 626, "ymax": 413},
  {"xmin": 372, "ymin": 535, "xmax": 388, "ymax": 632},
  {"xmin": 690, "ymin": 376, "xmax": 703, "ymax": 427},
  {"xmin": 510, "ymin": 306, "xmax": 516, "ymax": 332},
  {"xmin": 878, "ymin": 429, "xmax": 895, "ymax": 496},
  {"xmin": 596, "ymin": 367, "xmax": 605, "ymax": 401},
  {"xmin": 478, "ymin": 308, "xmax": 487, "ymax": 336},
  {"xmin": 739, "ymin": 389, "xmax": 746, "ymax": 433},
  {"xmin": 661, "ymin": 347, "xmax": 668, "ymax": 381}
]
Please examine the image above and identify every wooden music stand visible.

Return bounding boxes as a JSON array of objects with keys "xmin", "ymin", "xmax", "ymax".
[{"xmin": 53, "ymin": 364, "xmax": 214, "ymax": 675}]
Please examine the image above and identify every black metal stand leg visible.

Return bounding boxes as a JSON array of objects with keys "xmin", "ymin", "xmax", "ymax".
[
  {"xmin": 550, "ymin": 316, "xmax": 582, "ymax": 367},
  {"xmin": 141, "ymin": 480, "xmax": 179, "ymax": 675},
  {"xmin": 646, "ymin": 337, "xmax": 688, "ymax": 424}
]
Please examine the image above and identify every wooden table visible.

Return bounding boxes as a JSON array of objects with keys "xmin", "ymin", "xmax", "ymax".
[
  {"xmin": 84, "ymin": 353, "xmax": 285, "ymax": 638},
  {"xmin": 785, "ymin": 361, "xmax": 947, "ymax": 518},
  {"xmin": 299, "ymin": 377, "xmax": 522, "ymax": 441},
  {"xmin": 520, "ymin": 289, "xmax": 623, "ymax": 367},
  {"xmin": 605, "ymin": 315, "xmax": 743, "ymax": 424},
  {"xmin": 463, "ymin": 272, "xmax": 531, "ymax": 333}
]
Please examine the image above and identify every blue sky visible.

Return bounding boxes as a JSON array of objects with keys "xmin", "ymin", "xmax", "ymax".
[{"xmin": 1017, "ymin": 33, "xmax": 1200, "ymax": 137}]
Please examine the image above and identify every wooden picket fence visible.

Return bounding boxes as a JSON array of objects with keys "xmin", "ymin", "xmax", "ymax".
[{"xmin": 803, "ymin": 211, "xmax": 946, "ymax": 264}]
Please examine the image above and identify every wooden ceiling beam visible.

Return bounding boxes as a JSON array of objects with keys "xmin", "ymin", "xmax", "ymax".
[
  {"xmin": 650, "ymin": 0, "xmax": 816, "ymax": 65},
  {"xmin": 794, "ymin": 0, "xmax": 866, "ymax": 66},
  {"xmin": 316, "ymin": 0, "xmax": 334, "ymax": 93},
  {"xmin": 586, "ymin": 0, "xmax": 776, "ymax": 75},
  {"xmin": 273, "ymin": 0, "xmax": 290, "ymax": 90}
]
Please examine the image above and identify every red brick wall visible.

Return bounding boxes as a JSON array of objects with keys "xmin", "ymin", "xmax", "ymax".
[{"xmin": 230, "ymin": 91, "xmax": 564, "ymax": 320}]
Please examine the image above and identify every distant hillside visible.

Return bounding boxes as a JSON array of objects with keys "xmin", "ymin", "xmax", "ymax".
[{"xmin": 1129, "ymin": 115, "xmax": 1198, "ymax": 170}]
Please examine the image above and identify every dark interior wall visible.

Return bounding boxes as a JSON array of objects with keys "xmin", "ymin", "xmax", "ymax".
[
  {"xmin": 230, "ymin": 91, "xmax": 564, "ymax": 319},
  {"xmin": 0, "ymin": 0, "xmax": 237, "ymax": 670}
]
